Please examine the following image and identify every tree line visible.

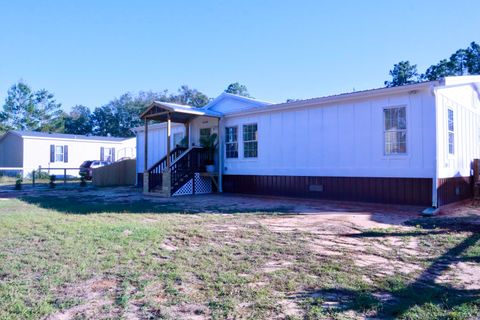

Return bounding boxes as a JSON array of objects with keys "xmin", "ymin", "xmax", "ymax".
[
  {"xmin": 1, "ymin": 42, "xmax": 478, "ymax": 137},
  {"xmin": 0, "ymin": 82, "xmax": 250, "ymax": 137},
  {"xmin": 385, "ymin": 41, "xmax": 480, "ymax": 87}
]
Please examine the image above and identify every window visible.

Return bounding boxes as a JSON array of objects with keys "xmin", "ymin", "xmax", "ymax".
[
  {"xmin": 384, "ymin": 107, "xmax": 407, "ymax": 155},
  {"xmin": 448, "ymin": 109, "xmax": 455, "ymax": 155},
  {"xmin": 243, "ymin": 123, "xmax": 258, "ymax": 158},
  {"xmin": 200, "ymin": 128, "xmax": 211, "ymax": 143},
  {"xmin": 55, "ymin": 146, "xmax": 64, "ymax": 162},
  {"xmin": 173, "ymin": 132, "xmax": 184, "ymax": 147},
  {"xmin": 225, "ymin": 126, "xmax": 238, "ymax": 158},
  {"xmin": 101, "ymin": 147, "xmax": 115, "ymax": 162},
  {"xmin": 50, "ymin": 144, "xmax": 68, "ymax": 163}
]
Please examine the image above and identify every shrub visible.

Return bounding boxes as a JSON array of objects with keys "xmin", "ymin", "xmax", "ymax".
[
  {"xmin": 30, "ymin": 171, "xmax": 50, "ymax": 180},
  {"xmin": 14, "ymin": 178, "xmax": 22, "ymax": 190},
  {"xmin": 80, "ymin": 177, "xmax": 87, "ymax": 187},
  {"xmin": 49, "ymin": 175, "xmax": 56, "ymax": 188}
]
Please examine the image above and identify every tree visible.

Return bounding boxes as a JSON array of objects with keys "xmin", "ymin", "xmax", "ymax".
[
  {"xmin": 90, "ymin": 90, "xmax": 175, "ymax": 137},
  {"xmin": 384, "ymin": 61, "xmax": 420, "ymax": 87},
  {"xmin": 91, "ymin": 94, "xmax": 142, "ymax": 137},
  {"xmin": 33, "ymin": 88, "xmax": 63, "ymax": 132},
  {"xmin": 1, "ymin": 81, "xmax": 63, "ymax": 132},
  {"xmin": 466, "ymin": 41, "xmax": 480, "ymax": 74},
  {"xmin": 0, "ymin": 111, "xmax": 8, "ymax": 134},
  {"xmin": 449, "ymin": 49, "xmax": 469, "ymax": 76},
  {"xmin": 225, "ymin": 82, "xmax": 251, "ymax": 97},
  {"xmin": 423, "ymin": 42, "xmax": 480, "ymax": 80},
  {"xmin": 2, "ymin": 81, "xmax": 36, "ymax": 130},
  {"xmin": 171, "ymin": 85, "xmax": 210, "ymax": 107},
  {"xmin": 65, "ymin": 105, "xmax": 93, "ymax": 135},
  {"xmin": 424, "ymin": 59, "xmax": 456, "ymax": 81}
]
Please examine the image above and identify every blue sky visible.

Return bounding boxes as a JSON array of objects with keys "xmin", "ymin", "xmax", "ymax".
[{"xmin": 1, "ymin": 0, "xmax": 479, "ymax": 111}]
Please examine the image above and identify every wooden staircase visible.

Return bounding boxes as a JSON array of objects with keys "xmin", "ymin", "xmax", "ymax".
[
  {"xmin": 147, "ymin": 146, "xmax": 187, "ymax": 192},
  {"xmin": 147, "ymin": 147, "xmax": 210, "ymax": 195}
]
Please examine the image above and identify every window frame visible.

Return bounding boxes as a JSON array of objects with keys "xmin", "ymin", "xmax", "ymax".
[
  {"xmin": 199, "ymin": 128, "xmax": 211, "ymax": 142},
  {"xmin": 242, "ymin": 123, "xmax": 258, "ymax": 158},
  {"xmin": 173, "ymin": 132, "xmax": 184, "ymax": 148},
  {"xmin": 102, "ymin": 147, "xmax": 115, "ymax": 162},
  {"xmin": 383, "ymin": 106, "xmax": 408, "ymax": 156},
  {"xmin": 54, "ymin": 145, "xmax": 64, "ymax": 162},
  {"xmin": 225, "ymin": 126, "xmax": 238, "ymax": 159},
  {"xmin": 447, "ymin": 108, "xmax": 455, "ymax": 155}
]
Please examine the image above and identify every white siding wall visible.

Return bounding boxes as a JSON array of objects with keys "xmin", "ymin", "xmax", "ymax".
[
  {"xmin": 22, "ymin": 137, "xmax": 135, "ymax": 176},
  {"xmin": 222, "ymin": 90, "xmax": 437, "ymax": 178},
  {"xmin": 136, "ymin": 123, "xmax": 185, "ymax": 172},
  {"xmin": 0, "ymin": 133, "xmax": 23, "ymax": 167},
  {"xmin": 189, "ymin": 117, "xmax": 219, "ymax": 146},
  {"xmin": 435, "ymin": 83, "xmax": 480, "ymax": 178}
]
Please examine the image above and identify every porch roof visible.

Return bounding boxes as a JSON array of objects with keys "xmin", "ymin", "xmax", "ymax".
[{"xmin": 140, "ymin": 101, "xmax": 222, "ymax": 123}]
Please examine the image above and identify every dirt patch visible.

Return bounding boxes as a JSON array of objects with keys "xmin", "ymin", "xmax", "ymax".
[
  {"xmin": 44, "ymin": 278, "xmax": 119, "ymax": 320},
  {"xmin": 44, "ymin": 277, "xmax": 145, "ymax": 320},
  {"xmin": 436, "ymin": 261, "xmax": 480, "ymax": 290},
  {"xmin": 262, "ymin": 260, "xmax": 293, "ymax": 273}
]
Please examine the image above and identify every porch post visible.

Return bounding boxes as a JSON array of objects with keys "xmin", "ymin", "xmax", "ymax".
[
  {"xmin": 185, "ymin": 121, "xmax": 190, "ymax": 148},
  {"xmin": 218, "ymin": 117, "xmax": 223, "ymax": 192},
  {"xmin": 143, "ymin": 118, "xmax": 149, "ymax": 193},
  {"xmin": 166, "ymin": 113, "xmax": 171, "ymax": 168},
  {"xmin": 162, "ymin": 112, "xmax": 172, "ymax": 197}
]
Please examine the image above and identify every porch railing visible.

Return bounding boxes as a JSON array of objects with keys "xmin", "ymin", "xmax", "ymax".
[
  {"xmin": 147, "ymin": 146, "xmax": 187, "ymax": 191},
  {"xmin": 170, "ymin": 147, "xmax": 209, "ymax": 195}
]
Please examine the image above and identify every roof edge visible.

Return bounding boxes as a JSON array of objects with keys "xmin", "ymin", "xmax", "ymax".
[{"xmin": 224, "ymin": 81, "xmax": 439, "ymax": 118}]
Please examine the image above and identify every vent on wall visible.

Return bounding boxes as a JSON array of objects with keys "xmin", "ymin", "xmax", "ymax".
[{"xmin": 309, "ymin": 184, "xmax": 324, "ymax": 192}]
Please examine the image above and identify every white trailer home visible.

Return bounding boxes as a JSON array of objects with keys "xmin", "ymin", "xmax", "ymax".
[
  {"xmin": 135, "ymin": 76, "xmax": 480, "ymax": 207},
  {"xmin": 0, "ymin": 131, "xmax": 136, "ymax": 176}
]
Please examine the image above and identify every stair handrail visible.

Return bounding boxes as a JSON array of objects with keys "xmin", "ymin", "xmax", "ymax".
[
  {"xmin": 147, "ymin": 146, "xmax": 187, "ymax": 192},
  {"xmin": 147, "ymin": 146, "xmax": 187, "ymax": 172}
]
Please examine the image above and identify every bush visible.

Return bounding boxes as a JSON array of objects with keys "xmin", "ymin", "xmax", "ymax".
[
  {"xmin": 49, "ymin": 175, "xmax": 56, "ymax": 188},
  {"xmin": 29, "ymin": 171, "xmax": 50, "ymax": 180},
  {"xmin": 14, "ymin": 178, "xmax": 22, "ymax": 190}
]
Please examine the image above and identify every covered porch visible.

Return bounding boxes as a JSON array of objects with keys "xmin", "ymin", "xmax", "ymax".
[{"xmin": 139, "ymin": 101, "xmax": 223, "ymax": 196}]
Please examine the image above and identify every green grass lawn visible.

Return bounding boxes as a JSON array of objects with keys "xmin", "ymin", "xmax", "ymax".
[{"xmin": 0, "ymin": 192, "xmax": 479, "ymax": 320}]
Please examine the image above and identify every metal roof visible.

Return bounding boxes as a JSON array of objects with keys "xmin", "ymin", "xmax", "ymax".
[
  {"xmin": 10, "ymin": 130, "xmax": 131, "ymax": 142},
  {"xmin": 140, "ymin": 101, "xmax": 222, "ymax": 123}
]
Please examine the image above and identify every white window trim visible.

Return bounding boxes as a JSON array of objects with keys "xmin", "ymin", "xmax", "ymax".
[
  {"xmin": 54, "ymin": 145, "xmax": 64, "ymax": 162},
  {"xmin": 103, "ymin": 147, "xmax": 114, "ymax": 162},
  {"xmin": 225, "ymin": 126, "xmax": 239, "ymax": 159},
  {"xmin": 243, "ymin": 123, "xmax": 258, "ymax": 159},
  {"xmin": 447, "ymin": 108, "xmax": 455, "ymax": 157},
  {"xmin": 382, "ymin": 105, "xmax": 408, "ymax": 157}
]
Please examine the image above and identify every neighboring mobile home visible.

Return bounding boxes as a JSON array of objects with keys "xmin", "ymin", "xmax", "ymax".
[
  {"xmin": 0, "ymin": 131, "xmax": 136, "ymax": 176},
  {"xmin": 135, "ymin": 76, "xmax": 480, "ymax": 207}
]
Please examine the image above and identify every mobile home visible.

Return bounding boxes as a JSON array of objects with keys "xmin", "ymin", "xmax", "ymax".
[{"xmin": 135, "ymin": 76, "xmax": 480, "ymax": 207}]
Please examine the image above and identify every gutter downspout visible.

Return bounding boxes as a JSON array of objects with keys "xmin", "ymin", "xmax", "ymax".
[{"xmin": 431, "ymin": 84, "xmax": 439, "ymax": 208}]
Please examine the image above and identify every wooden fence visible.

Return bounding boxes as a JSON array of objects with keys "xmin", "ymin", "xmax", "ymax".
[{"xmin": 92, "ymin": 159, "xmax": 136, "ymax": 187}]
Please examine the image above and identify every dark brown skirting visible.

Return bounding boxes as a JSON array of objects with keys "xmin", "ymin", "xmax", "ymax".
[
  {"xmin": 437, "ymin": 176, "xmax": 472, "ymax": 206},
  {"xmin": 222, "ymin": 175, "xmax": 433, "ymax": 206}
]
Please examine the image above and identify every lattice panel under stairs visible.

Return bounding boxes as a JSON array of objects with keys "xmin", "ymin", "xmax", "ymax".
[
  {"xmin": 194, "ymin": 173, "xmax": 212, "ymax": 194},
  {"xmin": 172, "ymin": 179, "xmax": 193, "ymax": 196},
  {"xmin": 172, "ymin": 173, "xmax": 212, "ymax": 196}
]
